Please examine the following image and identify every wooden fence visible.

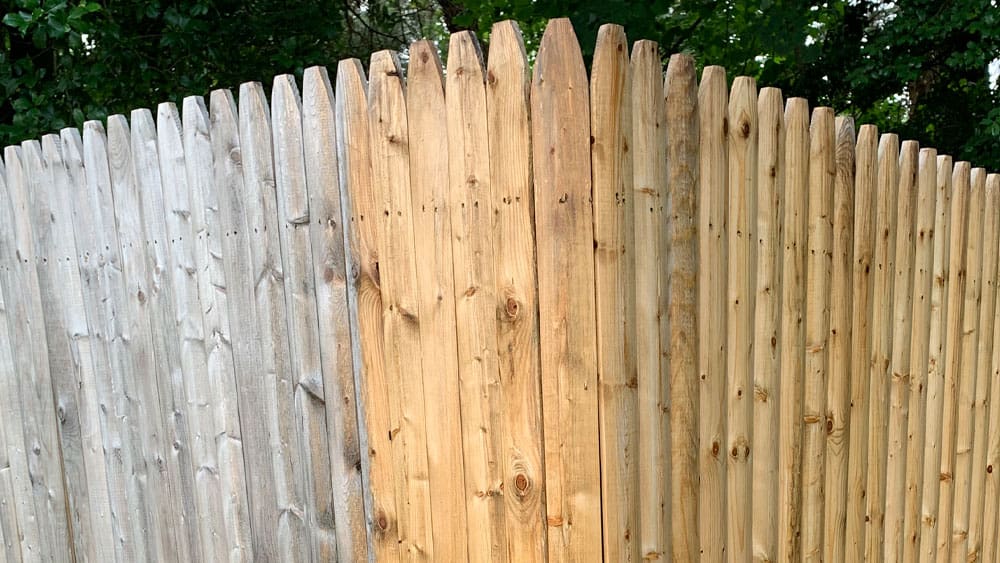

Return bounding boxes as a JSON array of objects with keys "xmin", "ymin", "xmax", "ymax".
[{"xmin": 0, "ymin": 16, "xmax": 999, "ymax": 563}]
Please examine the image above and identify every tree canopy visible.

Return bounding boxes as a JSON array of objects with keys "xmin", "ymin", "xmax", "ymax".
[{"xmin": 2, "ymin": 0, "xmax": 998, "ymax": 168}]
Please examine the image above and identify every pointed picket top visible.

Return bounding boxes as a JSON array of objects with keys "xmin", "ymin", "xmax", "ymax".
[{"xmin": 531, "ymin": 15, "xmax": 601, "ymax": 563}]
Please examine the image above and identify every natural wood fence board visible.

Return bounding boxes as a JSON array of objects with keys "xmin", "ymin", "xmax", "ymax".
[
  {"xmin": 485, "ymin": 21, "xmax": 548, "ymax": 562},
  {"xmin": 982, "ymin": 172, "xmax": 1000, "ymax": 563},
  {"xmin": 531, "ymin": 18, "xmax": 602, "ymax": 562}
]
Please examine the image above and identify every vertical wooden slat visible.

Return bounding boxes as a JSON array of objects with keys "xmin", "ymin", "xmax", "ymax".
[
  {"xmin": 32, "ymin": 134, "xmax": 117, "ymax": 562},
  {"xmin": 157, "ymin": 102, "xmax": 230, "ymax": 562},
  {"xmin": 823, "ymin": 116, "xmax": 856, "ymax": 563},
  {"xmin": 916, "ymin": 155, "xmax": 956, "ymax": 563},
  {"xmin": 726, "ymin": 75, "xmax": 758, "ymax": 562},
  {"xmin": 531, "ymin": 18, "xmax": 602, "ymax": 562},
  {"xmin": 0, "ymin": 155, "xmax": 29, "ymax": 563},
  {"xmin": 630, "ymin": 38, "xmax": 667, "ymax": 562},
  {"xmin": 368, "ymin": 50, "xmax": 436, "ymax": 561},
  {"xmin": 800, "ymin": 107, "xmax": 834, "ymax": 562},
  {"xmin": 882, "ymin": 141, "xmax": 920, "ymax": 562},
  {"xmin": 210, "ymin": 89, "xmax": 283, "ymax": 561},
  {"xmin": 301, "ymin": 66, "xmax": 368, "ymax": 561},
  {"xmin": 486, "ymin": 21, "xmax": 548, "ymax": 562},
  {"xmin": 863, "ymin": 133, "xmax": 901, "ymax": 563},
  {"xmin": 335, "ymin": 58, "xmax": 400, "ymax": 562},
  {"xmin": 108, "ymin": 114, "xmax": 181, "ymax": 562},
  {"xmin": 665, "ymin": 52, "xmax": 699, "ymax": 563},
  {"xmin": 180, "ymin": 96, "xmax": 254, "ymax": 561},
  {"xmin": 981, "ymin": 172, "xmax": 1000, "ymax": 563},
  {"xmin": 590, "ymin": 23, "xmax": 636, "ymax": 563},
  {"xmin": 272, "ymin": 75, "xmax": 340, "ymax": 562},
  {"xmin": 927, "ymin": 161, "xmax": 972, "ymax": 562},
  {"xmin": 446, "ymin": 31, "xmax": 507, "ymax": 563},
  {"xmin": 697, "ymin": 65, "xmax": 729, "ymax": 563},
  {"xmin": 777, "ymin": 98, "xmax": 809, "ymax": 562},
  {"xmin": 844, "ymin": 124, "xmax": 879, "ymax": 560},
  {"xmin": 900, "ymin": 149, "xmax": 939, "ymax": 559},
  {"xmin": 405, "ymin": 40, "xmax": 468, "ymax": 563},
  {"xmin": 132, "ymin": 108, "xmax": 206, "ymax": 562},
  {"xmin": 945, "ymin": 166, "xmax": 987, "ymax": 562},
  {"xmin": 960, "ymin": 167, "xmax": 997, "ymax": 562},
  {"xmin": 77, "ymin": 122, "xmax": 149, "ymax": 561}
]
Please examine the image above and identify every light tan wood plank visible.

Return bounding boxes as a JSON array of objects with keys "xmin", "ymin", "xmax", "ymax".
[
  {"xmin": 863, "ymin": 133, "xmax": 901, "ymax": 563},
  {"xmin": 924, "ymin": 161, "xmax": 971, "ymax": 562},
  {"xmin": 630, "ymin": 38, "xmax": 667, "ymax": 562},
  {"xmin": 777, "ymin": 98, "xmax": 809, "ymax": 562},
  {"xmin": 301, "ymin": 67, "xmax": 368, "ymax": 562},
  {"xmin": 77, "ymin": 121, "xmax": 150, "ymax": 561},
  {"xmin": 591, "ymin": 23, "xmax": 636, "ymax": 563},
  {"xmin": 335, "ymin": 58, "xmax": 401, "ymax": 562},
  {"xmin": 981, "ymin": 172, "xmax": 1000, "ymax": 563},
  {"xmin": 943, "ymin": 166, "xmax": 986, "ymax": 562},
  {"xmin": 446, "ymin": 31, "xmax": 507, "ymax": 563},
  {"xmin": 900, "ymin": 149, "xmax": 939, "ymax": 560},
  {"xmin": 844, "ymin": 124, "xmax": 879, "ymax": 561},
  {"xmin": 822, "ymin": 116, "xmax": 856, "ymax": 563},
  {"xmin": 664, "ymin": 52, "xmax": 699, "ymax": 563},
  {"xmin": 485, "ymin": 21, "xmax": 548, "ymax": 562},
  {"xmin": 726, "ymin": 75, "xmax": 758, "ymax": 561},
  {"xmin": 272, "ymin": 75, "xmax": 340, "ymax": 562},
  {"xmin": 697, "ymin": 65, "xmax": 729, "ymax": 563},
  {"xmin": 916, "ymin": 155, "xmax": 955, "ymax": 563},
  {"xmin": 800, "ymin": 107, "xmax": 834, "ymax": 562},
  {"xmin": 530, "ymin": 18, "xmax": 602, "ymax": 562},
  {"xmin": 180, "ymin": 96, "xmax": 254, "ymax": 562},
  {"xmin": 367, "ymin": 50, "xmax": 435, "ymax": 561}
]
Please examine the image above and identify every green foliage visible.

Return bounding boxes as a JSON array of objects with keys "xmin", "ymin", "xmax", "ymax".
[{"xmin": 2, "ymin": 0, "xmax": 998, "ymax": 168}]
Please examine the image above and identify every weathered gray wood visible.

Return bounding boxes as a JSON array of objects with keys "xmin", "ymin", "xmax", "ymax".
[
  {"xmin": 31, "ymin": 134, "xmax": 117, "ymax": 562},
  {"xmin": 0, "ymin": 144, "xmax": 73, "ymax": 562},
  {"xmin": 107, "ymin": 114, "xmax": 184, "ymax": 562},
  {"xmin": 301, "ymin": 66, "xmax": 368, "ymax": 562},
  {"xmin": 0, "ymin": 157, "xmax": 26, "ymax": 563},
  {"xmin": 271, "ymin": 74, "xmax": 339, "ymax": 562},
  {"xmin": 335, "ymin": 58, "xmax": 398, "ymax": 562}
]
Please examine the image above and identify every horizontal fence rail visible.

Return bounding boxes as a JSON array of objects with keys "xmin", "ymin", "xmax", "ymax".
[{"xmin": 0, "ymin": 16, "xmax": 999, "ymax": 563}]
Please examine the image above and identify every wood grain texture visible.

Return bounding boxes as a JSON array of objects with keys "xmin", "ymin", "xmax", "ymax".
[
  {"xmin": 726, "ymin": 76, "xmax": 758, "ymax": 562},
  {"xmin": 916, "ymin": 155, "xmax": 955, "ymax": 563},
  {"xmin": 368, "ymin": 50, "xmax": 435, "ymax": 561},
  {"xmin": 590, "ymin": 23, "xmax": 636, "ymax": 563},
  {"xmin": 531, "ymin": 18, "xmax": 602, "ymax": 562},
  {"xmin": 777, "ymin": 98, "xmax": 809, "ymax": 562},
  {"xmin": 863, "ymin": 134, "xmax": 901, "ymax": 563},
  {"xmin": 844, "ymin": 125, "xmax": 878, "ymax": 562},
  {"xmin": 446, "ymin": 32, "xmax": 507, "ymax": 563},
  {"xmin": 664, "ymin": 52, "xmax": 699, "ymax": 563},
  {"xmin": 272, "ymin": 75, "xmax": 340, "ymax": 562},
  {"xmin": 78, "ymin": 121, "xmax": 150, "ymax": 561},
  {"xmin": 335, "ymin": 58, "xmax": 400, "ymax": 562},
  {"xmin": 926, "ymin": 161, "xmax": 972, "ymax": 563},
  {"xmin": 944, "ymin": 166, "xmax": 986, "ymax": 562},
  {"xmin": 882, "ymin": 141, "xmax": 920, "ymax": 563},
  {"xmin": 800, "ymin": 107, "xmax": 834, "ymax": 562},
  {"xmin": 32, "ymin": 134, "xmax": 116, "ymax": 562},
  {"xmin": 405, "ymin": 40, "xmax": 468, "ymax": 563},
  {"xmin": 485, "ymin": 21, "xmax": 548, "ymax": 562},
  {"xmin": 899, "ymin": 148, "xmax": 939, "ymax": 561},
  {"xmin": 630, "ymin": 38, "xmax": 667, "ymax": 563},
  {"xmin": 981, "ymin": 173, "xmax": 1000, "ymax": 563},
  {"xmin": 301, "ymin": 66, "xmax": 368, "ymax": 562},
  {"xmin": 953, "ymin": 167, "xmax": 994, "ymax": 562},
  {"xmin": 181, "ymin": 96, "xmax": 254, "ymax": 563},
  {"xmin": 697, "ymin": 65, "xmax": 729, "ymax": 563},
  {"xmin": 822, "ymin": 116, "xmax": 855, "ymax": 563}
]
